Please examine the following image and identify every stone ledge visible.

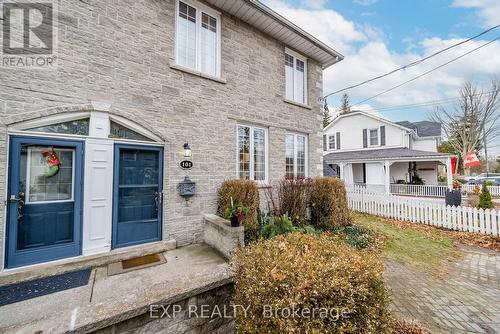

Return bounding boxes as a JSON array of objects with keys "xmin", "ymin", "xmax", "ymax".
[
  {"xmin": 0, "ymin": 244, "xmax": 232, "ymax": 334},
  {"xmin": 169, "ymin": 63, "xmax": 227, "ymax": 84},
  {"xmin": 203, "ymin": 214, "xmax": 244, "ymax": 259},
  {"xmin": 283, "ymin": 98, "xmax": 313, "ymax": 110}
]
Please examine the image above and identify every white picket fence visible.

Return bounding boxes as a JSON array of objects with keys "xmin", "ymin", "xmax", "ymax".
[
  {"xmin": 347, "ymin": 188, "xmax": 500, "ymax": 236},
  {"xmin": 461, "ymin": 184, "xmax": 500, "ymax": 196}
]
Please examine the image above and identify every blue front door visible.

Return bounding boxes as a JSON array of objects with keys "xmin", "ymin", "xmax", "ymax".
[
  {"xmin": 112, "ymin": 145, "xmax": 163, "ymax": 248},
  {"xmin": 6, "ymin": 136, "xmax": 84, "ymax": 268}
]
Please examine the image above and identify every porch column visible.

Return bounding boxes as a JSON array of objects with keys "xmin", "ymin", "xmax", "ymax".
[
  {"xmin": 384, "ymin": 161, "xmax": 393, "ymax": 194},
  {"xmin": 338, "ymin": 162, "xmax": 345, "ymax": 180},
  {"xmin": 446, "ymin": 157, "xmax": 453, "ymax": 190}
]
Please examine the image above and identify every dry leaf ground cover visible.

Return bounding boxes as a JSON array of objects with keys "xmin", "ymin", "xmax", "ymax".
[{"xmin": 354, "ymin": 213, "xmax": 461, "ymax": 274}]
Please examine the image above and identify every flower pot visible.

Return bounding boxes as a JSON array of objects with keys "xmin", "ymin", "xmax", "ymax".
[{"xmin": 230, "ymin": 216, "xmax": 240, "ymax": 227}]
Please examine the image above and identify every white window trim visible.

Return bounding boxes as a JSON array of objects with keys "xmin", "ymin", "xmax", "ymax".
[
  {"xmin": 328, "ymin": 134, "xmax": 336, "ymax": 151},
  {"xmin": 235, "ymin": 124, "xmax": 269, "ymax": 184},
  {"xmin": 286, "ymin": 133, "xmax": 308, "ymax": 178},
  {"xmin": 368, "ymin": 128, "xmax": 380, "ymax": 147},
  {"xmin": 174, "ymin": 0, "xmax": 222, "ymax": 78},
  {"xmin": 284, "ymin": 47, "xmax": 308, "ymax": 105}
]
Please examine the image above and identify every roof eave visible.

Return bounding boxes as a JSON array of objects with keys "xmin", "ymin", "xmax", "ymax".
[{"xmin": 246, "ymin": 0, "xmax": 344, "ymax": 67}]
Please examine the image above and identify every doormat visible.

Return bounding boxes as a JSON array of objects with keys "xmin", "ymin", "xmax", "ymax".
[
  {"xmin": 0, "ymin": 269, "xmax": 91, "ymax": 307},
  {"xmin": 107, "ymin": 253, "xmax": 166, "ymax": 276}
]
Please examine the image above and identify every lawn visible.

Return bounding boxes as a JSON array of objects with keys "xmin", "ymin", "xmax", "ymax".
[{"xmin": 354, "ymin": 213, "xmax": 461, "ymax": 273}]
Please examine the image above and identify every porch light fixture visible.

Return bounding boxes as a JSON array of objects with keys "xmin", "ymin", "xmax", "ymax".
[{"xmin": 183, "ymin": 143, "xmax": 192, "ymax": 158}]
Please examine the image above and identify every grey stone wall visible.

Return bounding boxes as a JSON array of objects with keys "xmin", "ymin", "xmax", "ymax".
[
  {"xmin": 93, "ymin": 283, "xmax": 236, "ymax": 334},
  {"xmin": 203, "ymin": 214, "xmax": 244, "ymax": 259},
  {"xmin": 0, "ymin": 0, "xmax": 324, "ymax": 268}
]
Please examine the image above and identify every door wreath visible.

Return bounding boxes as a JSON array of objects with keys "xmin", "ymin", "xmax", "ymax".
[{"xmin": 41, "ymin": 150, "xmax": 61, "ymax": 177}]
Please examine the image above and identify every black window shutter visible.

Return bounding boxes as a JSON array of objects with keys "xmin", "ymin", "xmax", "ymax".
[
  {"xmin": 380, "ymin": 126, "xmax": 386, "ymax": 146},
  {"xmin": 323, "ymin": 134, "xmax": 327, "ymax": 151},
  {"xmin": 336, "ymin": 132, "xmax": 341, "ymax": 150},
  {"xmin": 362, "ymin": 129, "xmax": 367, "ymax": 148}
]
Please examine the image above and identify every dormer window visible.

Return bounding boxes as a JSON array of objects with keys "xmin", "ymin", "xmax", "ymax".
[{"xmin": 285, "ymin": 48, "xmax": 307, "ymax": 105}]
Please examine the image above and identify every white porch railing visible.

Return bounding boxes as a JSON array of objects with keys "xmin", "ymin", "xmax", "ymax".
[
  {"xmin": 346, "ymin": 183, "xmax": 386, "ymax": 194},
  {"xmin": 347, "ymin": 188, "xmax": 500, "ymax": 236},
  {"xmin": 347, "ymin": 184, "xmax": 450, "ymax": 197},
  {"xmin": 390, "ymin": 184, "xmax": 449, "ymax": 198},
  {"xmin": 461, "ymin": 184, "xmax": 500, "ymax": 196}
]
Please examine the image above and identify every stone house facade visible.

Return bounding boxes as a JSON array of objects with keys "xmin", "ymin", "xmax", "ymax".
[{"xmin": 0, "ymin": 0, "xmax": 342, "ymax": 269}]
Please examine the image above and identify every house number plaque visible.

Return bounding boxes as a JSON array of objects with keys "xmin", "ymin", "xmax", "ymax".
[{"xmin": 179, "ymin": 160, "xmax": 193, "ymax": 170}]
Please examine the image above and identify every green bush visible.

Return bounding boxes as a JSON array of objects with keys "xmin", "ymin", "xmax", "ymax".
[
  {"xmin": 233, "ymin": 233, "xmax": 390, "ymax": 333},
  {"xmin": 217, "ymin": 180, "xmax": 259, "ymax": 239},
  {"xmin": 310, "ymin": 177, "xmax": 352, "ymax": 229},
  {"xmin": 278, "ymin": 178, "xmax": 311, "ymax": 225},
  {"xmin": 260, "ymin": 214, "xmax": 295, "ymax": 239},
  {"xmin": 334, "ymin": 224, "xmax": 374, "ymax": 249},
  {"xmin": 260, "ymin": 213, "xmax": 320, "ymax": 239},
  {"xmin": 479, "ymin": 183, "xmax": 494, "ymax": 209}
]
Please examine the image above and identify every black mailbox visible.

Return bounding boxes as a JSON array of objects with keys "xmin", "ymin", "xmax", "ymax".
[{"xmin": 178, "ymin": 176, "xmax": 196, "ymax": 199}]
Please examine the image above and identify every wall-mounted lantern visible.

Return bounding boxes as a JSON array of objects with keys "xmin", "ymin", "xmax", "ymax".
[{"xmin": 183, "ymin": 142, "xmax": 192, "ymax": 158}]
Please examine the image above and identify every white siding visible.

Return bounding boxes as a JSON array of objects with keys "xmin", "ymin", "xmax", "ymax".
[
  {"xmin": 365, "ymin": 163, "xmax": 385, "ymax": 185},
  {"xmin": 324, "ymin": 114, "xmax": 407, "ymax": 151},
  {"xmin": 416, "ymin": 161, "xmax": 439, "ymax": 185},
  {"xmin": 412, "ymin": 137, "xmax": 438, "ymax": 152}
]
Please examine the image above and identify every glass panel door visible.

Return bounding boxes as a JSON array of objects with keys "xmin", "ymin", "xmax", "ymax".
[
  {"xmin": 112, "ymin": 145, "xmax": 163, "ymax": 248},
  {"xmin": 6, "ymin": 137, "xmax": 83, "ymax": 268}
]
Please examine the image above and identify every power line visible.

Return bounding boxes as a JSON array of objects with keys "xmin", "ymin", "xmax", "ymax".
[
  {"xmin": 356, "ymin": 91, "xmax": 496, "ymax": 113},
  {"xmin": 351, "ymin": 36, "xmax": 500, "ymax": 107},
  {"xmin": 323, "ymin": 24, "xmax": 500, "ymax": 99}
]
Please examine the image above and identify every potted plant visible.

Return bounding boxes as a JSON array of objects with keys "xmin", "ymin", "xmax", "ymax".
[{"xmin": 224, "ymin": 197, "xmax": 250, "ymax": 227}]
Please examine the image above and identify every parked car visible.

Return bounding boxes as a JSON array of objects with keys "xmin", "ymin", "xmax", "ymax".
[{"xmin": 467, "ymin": 177, "xmax": 500, "ymax": 185}]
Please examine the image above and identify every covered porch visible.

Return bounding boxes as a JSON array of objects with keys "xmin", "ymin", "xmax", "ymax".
[{"xmin": 324, "ymin": 148, "xmax": 454, "ymax": 196}]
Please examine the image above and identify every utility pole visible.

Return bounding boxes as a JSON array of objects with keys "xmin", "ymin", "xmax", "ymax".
[{"xmin": 483, "ymin": 128, "xmax": 489, "ymax": 174}]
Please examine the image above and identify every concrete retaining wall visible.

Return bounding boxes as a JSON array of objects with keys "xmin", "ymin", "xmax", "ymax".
[
  {"xmin": 93, "ymin": 283, "xmax": 236, "ymax": 334},
  {"xmin": 203, "ymin": 214, "xmax": 244, "ymax": 259}
]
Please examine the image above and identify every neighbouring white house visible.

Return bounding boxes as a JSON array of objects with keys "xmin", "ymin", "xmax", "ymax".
[{"xmin": 323, "ymin": 111, "xmax": 455, "ymax": 195}]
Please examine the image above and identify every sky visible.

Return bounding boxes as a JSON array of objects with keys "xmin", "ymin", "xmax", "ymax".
[{"xmin": 263, "ymin": 0, "xmax": 500, "ymax": 153}]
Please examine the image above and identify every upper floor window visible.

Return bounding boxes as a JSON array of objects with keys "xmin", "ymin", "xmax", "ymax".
[
  {"xmin": 369, "ymin": 128, "xmax": 379, "ymax": 146},
  {"xmin": 175, "ymin": 0, "xmax": 220, "ymax": 77},
  {"xmin": 237, "ymin": 125, "xmax": 267, "ymax": 182},
  {"xmin": 328, "ymin": 135, "xmax": 336, "ymax": 150},
  {"xmin": 285, "ymin": 49, "xmax": 307, "ymax": 104},
  {"xmin": 285, "ymin": 133, "xmax": 308, "ymax": 179}
]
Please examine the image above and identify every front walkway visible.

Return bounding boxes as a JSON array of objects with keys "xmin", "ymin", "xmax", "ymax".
[
  {"xmin": 0, "ymin": 244, "xmax": 231, "ymax": 333},
  {"xmin": 386, "ymin": 245, "xmax": 500, "ymax": 333}
]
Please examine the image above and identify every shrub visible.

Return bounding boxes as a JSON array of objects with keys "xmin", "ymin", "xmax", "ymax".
[
  {"xmin": 478, "ymin": 183, "xmax": 494, "ymax": 209},
  {"xmin": 233, "ymin": 233, "xmax": 390, "ymax": 333},
  {"xmin": 217, "ymin": 180, "xmax": 259, "ymax": 237},
  {"xmin": 334, "ymin": 224, "xmax": 374, "ymax": 249},
  {"xmin": 310, "ymin": 177, "xmax": 352, "ymax": 229},
  {"xmin": 260, "ymin": 214, "xmax": 295, "ymax": 239},
  {"xmin": 260, "ymin": 213, "xmax": 321, "ymax": 239},
  {"xmin": 390, "ymin": 318, "xmax": 427, "ymax": 334},
  {"xmin": 278, "ymin": 178, "xmax": 311, "ymax": 225}
]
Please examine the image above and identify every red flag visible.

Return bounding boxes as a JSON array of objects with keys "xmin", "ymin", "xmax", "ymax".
[
  {"xmin": 451, "ymin": 156, "xmax": 458, "ymax": 174},
  {"xmin": 463, "ymin": 150, "xmax": 481, "ymax": 168}
]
